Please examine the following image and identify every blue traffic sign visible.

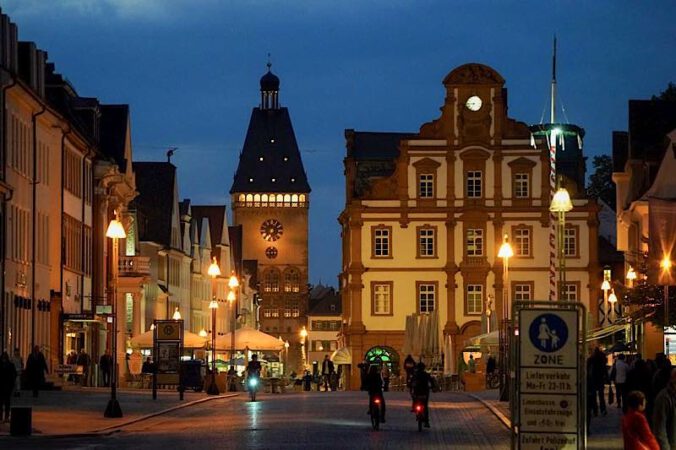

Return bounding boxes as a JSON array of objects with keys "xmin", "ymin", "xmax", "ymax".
[{"xmin": 528, "ymin": 313, "xmax": 569, "ymax": 353}]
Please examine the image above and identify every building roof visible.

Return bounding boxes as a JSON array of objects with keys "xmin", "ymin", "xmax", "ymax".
[
  {"xmin": 308, "ymin": 286, "xmax": 341, "ymax": 316},
  {"xmin": 346, "ymin": 130, "xmax": 414, "ymax": 160},
  {"xmin": 230, "ymin": 107, "xmax": 310, "ymax": 194},
  {"xmin": 191, "ymin": 205, "xmax": 227, "ymax": 259},
  {"xmin": 599, "ymin": 235, "xmax": 624, "ymax": 265},
  {"xmin": 628, "ymin": 100, "xmax": 676, "ymax": 164},
  {"xmin": 228, "ymin": 225, "xmax": 243, "ymax": 277},
  {"xmin": 260, "ymin": 69, "xmax": 280, "ymax": 92},
  {"xmin": 99, "ymin": 104, "xmax": 129, "ymax": 169},
  {"xmin": 131, "ymin": 162, "xmax": 176, "ymax": 247}
]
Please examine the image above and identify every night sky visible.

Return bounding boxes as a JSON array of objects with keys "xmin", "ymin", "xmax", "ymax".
[{"xmin": 4, "ymin": 0, "xmax": 675, "ymax": 286}]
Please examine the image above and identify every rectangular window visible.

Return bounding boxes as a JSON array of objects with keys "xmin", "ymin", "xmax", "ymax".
[
  {"xmin": 263, "ymin": 309, "xmax": 272, "ymax": 318},
  {"xmin": 513, "ymin": 283, "xmax": 532, "ymax": 301},
  {"xmin": 419, "ymin": 174, "xmax": 434, "ymax": 198},
  {"xmin": 271, "ymin": 309, "xmax": 280, "ymax": 318},
  {"xmin": 466, "ymin": 228, "xmax": 484, "ymax": 257},
  {"xmin": 466, "ymin": 284, "xmax": 483, "ymax": 315},
  {"xmin": 63, "ymin": 214, "xmax": 82, "ymax": 271},
  {"xmin": 372, "ymin": 227, "xmax": 391, "ymax": 258},
  {"xmin": 283, "ymin": 308, "xmax": 292, "ymax": 318},
  {"xmin": 466, "ymin": 170, "xmax": 482, "ymax": 198},
  {"xmin": 564, "ymin": 227, "xmax": 577, "ymax": 257},
  {"xmin": 418, "ymin": 283, "xmax": 436, "ymax": 313},
  {"xmin": 562, "ymin": 283, "xmax": 578, "ymax": 302},
  {"xmin": 372, "ymin": 282, "xmax": 392, "ymax": 315},
  {"xmin": 292, "ymin": 307, "xmax": 300, "ymax": 318},
  {"xmin": 514, "ymin": 227, "xmax": 531, "ymax": 257},
  {"xmin": 84, "ymin": 225, "xmax": 92, "ymax": 275},
  {"xmin": 514, "ymin": 173, "xmax": 529, "ymax": 198},
  {"xmin": 64, "ymin": 149, "xmax": 82, "ymax": 198},
  {"xmin": 418, "ymin": 227, "xmax": 436, "ymax": 258}
]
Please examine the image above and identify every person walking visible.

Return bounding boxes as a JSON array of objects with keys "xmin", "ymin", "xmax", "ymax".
[
  {"xmin": 25, "ymin": 346, "xmax": 48, "ymax": 397},
  {"xmin": 0, "ymin": 351, "xmax": 17, "ymax": 423},
  {"xmin": 11, "ymin": 349, "xmax": 22, "ymax": 397},
  {"xmin": 468, "ymin": 354, "xmax": 476, "ymax": 373},
  {"xmin": 321, "ymin": 355, "xmax": 335, "ymax": 392},
  {"xmin": 99, "ymin": 349, "xmax": 113, "ymax": 387},
  {"xmin": 652, "ymin": 369, "xmax": 676, "ymax": 449},
  {"xmin": 76, "ymin": 348, "xmax": 91, "ymax": 387},
  {"xmin": 587, "ymin": 347, "xmax": 608, "ymax": 417},
  {"xmin": 614, "ymin": 354, "xmax": 630, "ymax": 411},
  {"xmin": 622, "ymin": 390, "xmax": 659, "ymax": 450}
]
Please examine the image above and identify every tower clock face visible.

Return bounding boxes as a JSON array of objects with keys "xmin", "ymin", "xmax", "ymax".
[
  {"xmin": 265, "ymin": 246, "xmax": 278, "ymax": 259},
  {"xmin": 465, "ymin": 95, "xmax": 482, "ymax": 111},
  {"xmin": 260, "ymin": 219, "xmax": 283, "ymax": 241}
]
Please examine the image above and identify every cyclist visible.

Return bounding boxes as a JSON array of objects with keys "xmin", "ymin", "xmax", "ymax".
[
  {"xmin": 364, "ymin": 365, "xmax": 386, "ymax": 423},
  {"xmin": 410, "ymin": 362, "xmax": 433, "ymax": 428}
]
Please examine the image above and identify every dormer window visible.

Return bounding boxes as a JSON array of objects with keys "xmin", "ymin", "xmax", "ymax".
[
  {"xmin": 259, "ymin": 156, "xmax": 264, "ymax": 161},
  {"xmin": 419, "ymin": 174, "xmax": 434, "ymax": 198},
  {"xmin": 291, "ymin": 178, "xmax": 295, "ymax": 182},
  {"xmin": 283, "ymin": 156, "xmax": 289, "ymax": 161},
  {"xmin": 271, "ymin": 178, "xmax": 276, "ymax": 182},
  {"xmin": 271, "ymin": 139, "xmax": 275, "ymax": 143},
  {"xmin": 249, "ymin": 178, "xmax": 254, "ymax": 182},
  {"xmin": 412, "ymin": 157, "xmax": 441, "ymax": 202}
]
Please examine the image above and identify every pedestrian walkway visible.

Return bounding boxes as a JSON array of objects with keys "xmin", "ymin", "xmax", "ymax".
[
  {"xmin": 472, "ymin": 389, "xmax": 623, "ymax": 449},
  {"xmin": 0, "ymin": 386, "xmax": 233, "ymax": 436}
]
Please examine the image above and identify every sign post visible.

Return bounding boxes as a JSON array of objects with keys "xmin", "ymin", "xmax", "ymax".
[
  {"xmin": 512, "ymin": 301, "xmax": 586, "ymax": 450},
  {"xmin": 153, "ymin": 319, "xmax": 184, "ymax": 400}
]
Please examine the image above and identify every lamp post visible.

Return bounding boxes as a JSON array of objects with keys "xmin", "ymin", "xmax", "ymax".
[
  {"xmin": 206, "ymin": 257, "xmax": 221, "ymax": 395},
  {"xmin": 497, "ymin": 234, "xmax": 513, "ymax": 402},
  {"xmin": 172, "ymin": 307, "xmax": 182, "ymax": 321},
  {"xmin": 601, "ymin": 279, "xmax": 611, "ymax": 327},
  {"xmin": 104, "ymin": 212, "xmax": 126, "ymax": 418},
  {"xmin": 626, "ymin": 267, "xmax": 637, "ymax": 288},
  {"xmin": 608, "ymin": 290, "xmax": 618, "ymax": 324},
  {"xmin": 661, "ymin": 256, "xmax": 672, "ymax": 331},
  {"xmin": 549, "ymin": 184, "xmax": 573, "ymax": 301},
  {"xmin": 228, "ymin": 272, "xmax": 239, "ymax": 371},
  {"xmin": 284, "ymin": 341, "xmax": 290, "ymax": 377},
  {"xmin": 300, "ymin": 326, "xmax": 308, "ymax": 370}
]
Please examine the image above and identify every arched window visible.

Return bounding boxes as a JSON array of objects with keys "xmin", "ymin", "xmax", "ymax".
[
  {"xmin": 254, "ymin": 194, "xmax": 261, "ymax": 207},
  {"xmin": 284, "ymin": 194, "xmax": 291, "ymax": 207},
  {"xmin": 238, "ymin": 194, "xmax": 245, "ymax": 204},
  {"xmin": 276, "ymin": 194, "xmax": 284, "ymax": 204},
  {"xmin": 263, "ymin": 268, "xmax": 281, "ymax": 293},
  {"xmin": 283, "ymin": 267, "xmax": 300, "ymax": 293},
  {"xmin": 299, "ymin": 194, "xmax": 306, "ymax": 205},
  {"xmin": 261, "ymin": 194, "xmax": 268, "ymax": 206},
  {"xmin": 291, "ymin": 194, "xmax": 298, "ymax": 207},
  {"xmin": 246, "ymin": 194, "xmax": 253, "ymax": 206}
]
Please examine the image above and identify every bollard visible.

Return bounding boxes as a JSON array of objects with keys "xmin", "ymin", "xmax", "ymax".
[{"xmin": 10, "ymin": 407, "xmax": 32, "ymax": 436}]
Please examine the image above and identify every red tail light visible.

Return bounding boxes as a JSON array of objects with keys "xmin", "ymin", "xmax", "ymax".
[
  {"xmin": 374, "ymin": 398, "xmax": 381, "ymax": 404},
  {"xmin": 415, "ymin": 405, "xmax": 422, "ymax": 412}
]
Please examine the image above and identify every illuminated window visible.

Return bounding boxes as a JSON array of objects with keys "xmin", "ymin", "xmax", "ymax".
[
  {"xmin": 466, "ymin": 284, "xmax": 483, "ymax": 314},
  {"xmin": 238, "ymin": 194, "xmax": 245, "ymax": 203},
  {"xmin": 261, "ymin": 194, "xmax": 268, "ymax": 206},
  {"xmin": 284, "ymin": 268, "xmax": 300, "ymax": 293},
  {"xmin": 263, "ymin": 269, "xmax": 280, "ymax": 292},
  {"xmin": 372, "ymin": 283, "xmax": 392, "ymax": 315},
  {"xmin": 466, "ymin": 228, "xmax": 483, "ymax": 257},
  {"xmin": 254, "ymin": 194, "xmax": 261, "ymax": 207}
]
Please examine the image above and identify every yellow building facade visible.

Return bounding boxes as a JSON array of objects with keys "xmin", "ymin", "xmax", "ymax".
[{"xmin": 339, "ymin": 64, "xmax": 600, "ymax": 388}]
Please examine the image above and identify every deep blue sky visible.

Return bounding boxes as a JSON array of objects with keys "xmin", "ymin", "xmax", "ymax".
[{"xmin": 4, "ymin": 1, "xmax": 675, "ymax": 286}]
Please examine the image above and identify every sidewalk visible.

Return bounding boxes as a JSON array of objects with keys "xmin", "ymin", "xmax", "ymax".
[
  {"xmin": 0, "ymin": 386, "xmax": 236, "ymax": 437},
  {"xmin": 472, "ymin": 389, "xmax": 623, "ymax": 449}
]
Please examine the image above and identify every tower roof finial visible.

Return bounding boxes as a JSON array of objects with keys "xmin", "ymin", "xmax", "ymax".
[{"xmin": 267, "ymin": 52, "xmax": 272, "ymax": 72}]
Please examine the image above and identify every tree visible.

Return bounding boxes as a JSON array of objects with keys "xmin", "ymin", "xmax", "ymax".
[
  {"xmin": 586, "ymin": 154, "xmax": 616, "ymax": 210},
  {"xmin": 651, "ymin": 82, "xmax": 676, "ymax": 102}
]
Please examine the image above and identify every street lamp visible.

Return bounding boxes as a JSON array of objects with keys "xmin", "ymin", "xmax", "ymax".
[
  {"xmin": 662, "ymin": 256, "xmax": 672, "ymax": 329},
  {"xmin": 104, "ymin": 212, "xmax": 126, "ymax": 418},
  {"xmin": 284, "ymin": 341, "xmax": 290, "ymax": 377},
  {"xmin": 601, "ymin": 279, "xmax": 611, "ymax": 327},
  {"xmin": 206, "ymin": 257, "xmax": 221, "ymax": 395},
  {"xmin": 497, "ymin": 234, "xmax": 513, "ymax": 402},
  {"xmin": 227, "ymin": 279, "xmax": 237, "ymax": 371},
  {"xmin": 300, "ymin": 326, "xmax": 308, "ymax": 370},
  {"xmin": 550, "ymin": 185, "xmax": 573, "ymax": 301},
  {"xmin": 172, "ymin": 307, "xmax": 182, "ymax": 320},
  {"xmin": 608, "ymin": 290, "xmax": 618, "ymax": 324},
  {"xmin": 626, "ymin": 267, "xmax": 637, "ymax": 288}
]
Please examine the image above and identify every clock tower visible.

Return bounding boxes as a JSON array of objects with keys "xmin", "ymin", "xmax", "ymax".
[{"xmin": 230, "ymin": 64, "xmax": 311, "ymax": 359}]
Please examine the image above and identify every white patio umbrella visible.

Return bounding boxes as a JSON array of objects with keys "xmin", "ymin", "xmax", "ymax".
[
  {"xmin": 214, "ymin": 326, "xmax": 285, "ymax": 351},
  {"xmin": 129, "ymin": 329, "xmax": 207, "ymax": 349}
]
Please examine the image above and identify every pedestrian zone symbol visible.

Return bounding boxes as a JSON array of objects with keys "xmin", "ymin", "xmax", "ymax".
[{"xmin": 528, "ymin": 313, "xmax": 568, "ymax": 353}]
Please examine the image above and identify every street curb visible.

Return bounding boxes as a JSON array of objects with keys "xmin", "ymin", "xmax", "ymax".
[
  {"xmin": 0, "ymin": 393, "xmax": 238, "ymax": 439},
  {"xmin": 466, "ymin": 393, "xmax": 511, "ymax": 430}
]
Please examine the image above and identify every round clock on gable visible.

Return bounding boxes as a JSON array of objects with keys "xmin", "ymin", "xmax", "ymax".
[
  {"xmin": 260, "ymin": 219, "xmax": 283, "ymax": 242},
  {"xmin": 265, "ymin": 246, "xmax": 278, "ymax": 259},
  {"xmin": 465, "ymin": 95, "xmax": 482, "ymax": 111}
]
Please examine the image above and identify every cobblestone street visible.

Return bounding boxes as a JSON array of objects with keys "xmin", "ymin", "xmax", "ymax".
[{"xmin": 1, "ymin": 391, "xmax": 509, "ymax": 449}]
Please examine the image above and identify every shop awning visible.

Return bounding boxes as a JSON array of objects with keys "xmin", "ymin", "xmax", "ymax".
[
  {"xmin": 586, "ymin": 323, "xmax": 629, "ymax": 342},
  {"xmin": 331, "ymin": 347, "xmax": 352, "ymax": 364}
]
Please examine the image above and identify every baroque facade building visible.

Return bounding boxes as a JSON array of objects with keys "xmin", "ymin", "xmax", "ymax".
[
  {"xmin": 230, "ymin": 66, "xmax": 311, "ymax": 370},
  {"xmin": 339, "ymin": 63, "xmax": 599, "ymax": 388}
]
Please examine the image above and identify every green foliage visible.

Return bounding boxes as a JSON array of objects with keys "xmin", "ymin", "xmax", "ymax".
[
  {"xmin": 586, "ymin": 155, "xmax": 616, "ymax": 210},
  {"xmin": 651, "ymin": 82, "xmax": 676, "ymax": 102}
]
